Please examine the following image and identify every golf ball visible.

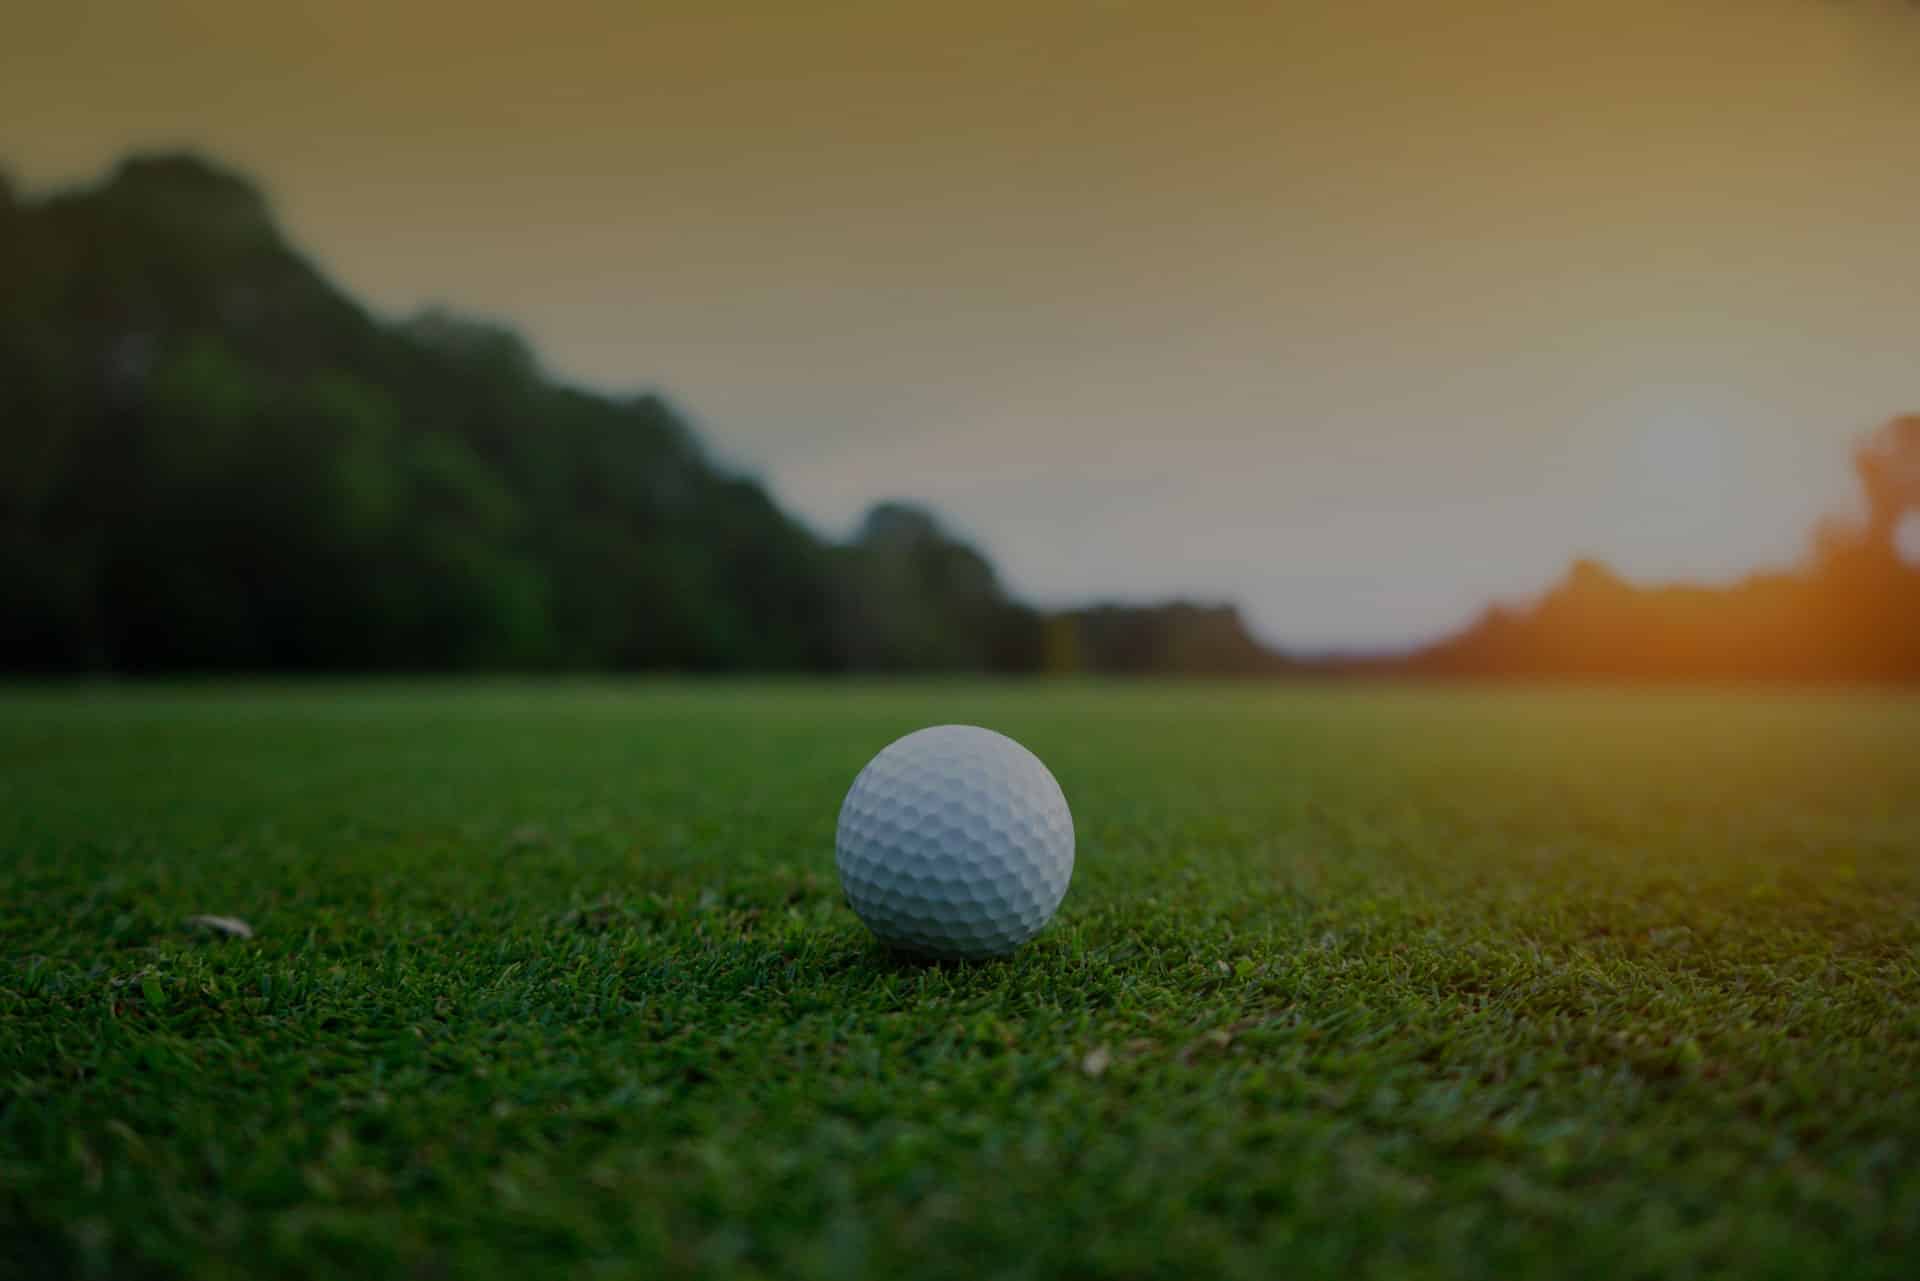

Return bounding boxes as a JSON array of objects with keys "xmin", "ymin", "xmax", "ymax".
[{"xmin": 836, "ymin": 724, "xmax": 1074, "ymax": 959}]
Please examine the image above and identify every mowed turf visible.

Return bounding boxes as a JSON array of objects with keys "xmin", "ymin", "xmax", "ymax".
[{"xmin": 2, "ymin": 682, "xmax": 1917, "ymax": 1280}]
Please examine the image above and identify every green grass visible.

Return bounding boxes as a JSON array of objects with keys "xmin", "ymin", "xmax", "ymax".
[{"xmin": 2, "ymin": 681, "xmax": 1917, "ymax": 1280}]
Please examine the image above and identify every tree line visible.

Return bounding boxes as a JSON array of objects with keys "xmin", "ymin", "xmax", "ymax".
[
  {"xmin": 4, "ymin": 153, "xmax": 1915, "ymax": 680},
  {"xmin": 1378, "ymin": 413, "xmax": 1920, "ymax": 683},
  {"xmin": 0, "ymin": 154, "xmax": 1282, "ymax": 675}
]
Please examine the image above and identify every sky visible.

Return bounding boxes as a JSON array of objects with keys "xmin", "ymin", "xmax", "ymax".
[{"xmin": 6, "ymin": 0, "xmax": 1919, "ymax": 650}]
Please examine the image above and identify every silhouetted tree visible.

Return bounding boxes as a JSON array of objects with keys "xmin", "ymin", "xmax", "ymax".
[
  {"xmin": 1857, "ymin": 414, "xmax": 1920, "ymax": 553},
  {"xmin": 1397, "ymin": 415, "xmax": 1920, "ymax": 683}
]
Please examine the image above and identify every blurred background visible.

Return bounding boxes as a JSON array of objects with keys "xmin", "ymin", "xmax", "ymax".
[{"xmin": 4, "ymin": 0, "xmax": 1918, "ymax": 679}]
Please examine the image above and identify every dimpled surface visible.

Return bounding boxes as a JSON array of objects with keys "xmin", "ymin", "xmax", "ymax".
[{"xmin": 836, "ymin": 724, "xmax": 1074, "ymax": 959}]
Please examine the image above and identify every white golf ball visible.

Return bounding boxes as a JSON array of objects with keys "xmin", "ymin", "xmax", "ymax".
[{"xmin": 836, "ymin": 724, "xmax": 1074, "ymax": 959}]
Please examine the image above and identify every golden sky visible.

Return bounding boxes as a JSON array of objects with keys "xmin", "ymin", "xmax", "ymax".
[{"xmin": 7, "ymin": 0, "xmax": 1919, "ymax": 647}]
